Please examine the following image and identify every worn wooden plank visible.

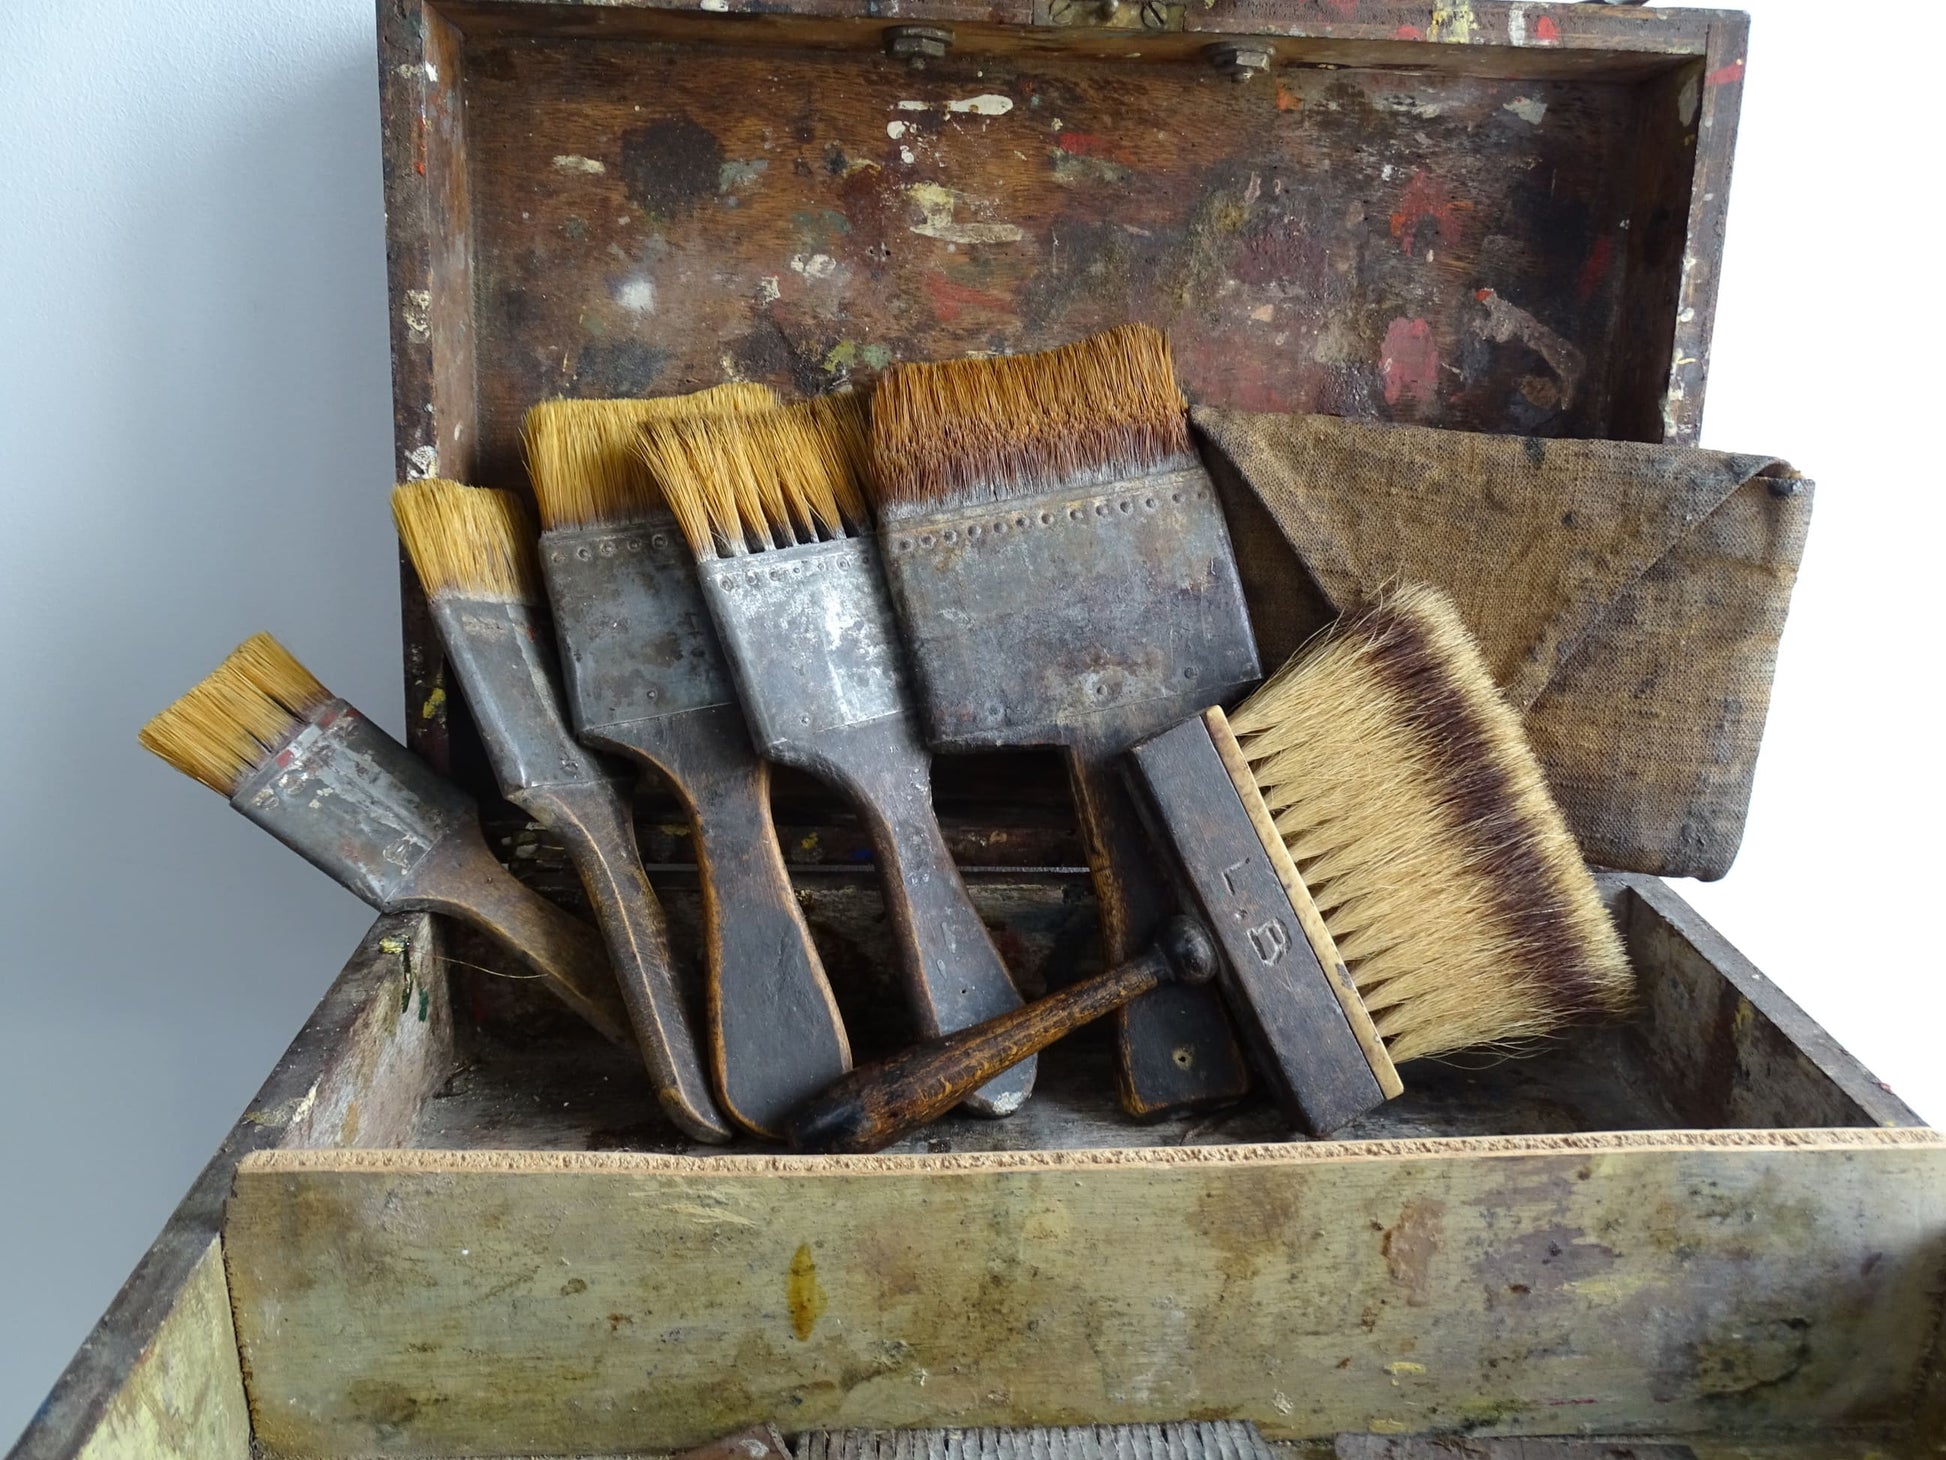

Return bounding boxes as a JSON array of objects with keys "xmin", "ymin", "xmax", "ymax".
[
  {"xmin": 6, "ymin": 914, "xmax": 439, "ymax": 1460},
  {"xmin": 227, "ymin": 1131, "xmax": 1946, "ymax": 1458}
]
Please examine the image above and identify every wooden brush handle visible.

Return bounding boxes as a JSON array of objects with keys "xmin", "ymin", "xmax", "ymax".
[
  {"xmin": 399, "ymin": 820, "xmax": 634, "ymax": 1046},
  {"xmin": 650, "ymin": 718, "xmax": 851, "ymax": 1140},
  {"xmin": 518, "ymin": 780, "xmax": 733, "ymax": 1144},
  {"xmin": 790, "ymin": 917, "xmax": 1218, "ymax": 1153},
  {"xmin": 822, "ymin": 716, "xmax": 1033, "ymax": 1117},
  {"xmin": 1064, "ymin": 738, "xmax": 1250, "ymax": 1116}
]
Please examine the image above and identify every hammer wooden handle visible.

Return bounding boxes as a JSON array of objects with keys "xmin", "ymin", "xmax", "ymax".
[{"xmin": 788, "ymin": 917, "xmax": 1218, "ymax": 1154}]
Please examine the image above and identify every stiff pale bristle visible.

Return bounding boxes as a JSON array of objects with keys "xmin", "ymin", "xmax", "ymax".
[
  {"xmin": 870, "ymin": 324, "xmax": 1192, "ymax": 517},
  {"xmin": 641, "ymin": 394, "xmax": 874, "ymax": 560},
  {"xmin": 523, "ymin": 385, "xmax": 782, "ymax": 530},
  {"xmin": 1225, "ymin": 586, "xmax": 1633, "ymax": 1065},
  {"xmin": 392, "ymin": 478, "xmax": 542, "ymax": 602},
  {"xmin": 139, "ymin": 634, "xmax": 331, "ymax": 795}
]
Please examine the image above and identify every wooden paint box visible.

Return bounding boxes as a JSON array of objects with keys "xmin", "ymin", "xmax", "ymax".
[{"xmin": 16, "ymin": 3, "xmax": 1946, "ymax": 1458}]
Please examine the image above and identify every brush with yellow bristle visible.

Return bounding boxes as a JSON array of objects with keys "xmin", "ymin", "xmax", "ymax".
[
  {"xmin": 788, "ymin": 586, "xmax": 1633, "ymax": 1153},
  {"xmin": 523, "ymin": 386, "xmax": 851, "ymax": 1141},
  {"xmin": 642, "ymin": 393, "xmax": 1035, "ymax": 1119},
  {"xmin": 867, "ymin": 325, "xmax": 1262, "ymax": 1121},
  {"xmin": 139, "ymin": 634, "xmax": 634, "ymax": 1044},
  {"xmin": 391, "ymin": 476, "xmax": 731, "ymax": 1143}
]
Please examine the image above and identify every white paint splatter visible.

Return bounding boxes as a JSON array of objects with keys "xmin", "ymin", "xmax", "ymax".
[
  {"xmin": 897, "ymin": 99, "xmax": 931, "ymax": 112},
  {"xmin": 402, "ymin": 289, "xmax": 432, "ymax": 342},
  {"xmin": 553, "ymin": 154, "xmax": 606, "ymax": 174},
  {"xmin": 1377, "ymin": 95, "xmax": 1444, "ymax": 119},
  {"xmin": 406, "ymin": 445, "xmax": 439, "ymax": 479},
  {"xmin": 899, "ymin": 146, "xmax": 916, "ymax": 165},
  {"xmin": 758, "ymin": 275, "xmax": 781, "ymax": 305},
  {"xmin": 700, "ymin": 0, "xmax": 728, "ymax": 10},
  {"xmin": 1272, "ymin": 1392, "xmax": 1294, "ymax": 1417},
  {"xmin": 905, "ymin": 183, "xmax": 1024, "ymax": 245},
  {"xmin": 616, "ymin": 279, "xmax": 656, "ymax": 312},
  {"xmin": 790, "ymin": 253, "xmax": 838, "ymax": 279},
  {"xmin": 1508, "ymin": 4, "xmax": 1528, "ymax": 46},
  {"xmin": 1503, "ymin": 96, "xmax": 1547, "ymax": 126},
  {"xmin": 887, "ymin": 120, "xmax": 908, "ymax": 139},
  {"xmin": 947, "ymin": 94, "xmax": 1013, "ymax": 115}
]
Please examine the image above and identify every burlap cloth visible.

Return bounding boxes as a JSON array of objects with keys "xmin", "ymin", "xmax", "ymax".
[{"xmin": 1193, "ymin": 407, "xmax": 1812, "ymax": 881}]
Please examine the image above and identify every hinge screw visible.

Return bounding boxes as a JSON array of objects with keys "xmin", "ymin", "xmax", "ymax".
[
  {"xmin": 885, "ymin": 25, "xmax": 954, "ymax": 69},
  {"xmin": 1205, "ymin": 41, "xmax": 1274, "ymax": 81}
]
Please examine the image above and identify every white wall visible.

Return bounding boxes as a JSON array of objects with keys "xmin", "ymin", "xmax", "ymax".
[{"xmin": 0, "ymin": 0, "xmax": 1939, "ymax": 1446}]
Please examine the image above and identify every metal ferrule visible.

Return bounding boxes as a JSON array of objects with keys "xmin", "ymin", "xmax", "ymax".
[
  {"xmin": 539, "ymin": 514, "xmax": 738, "ymax": 741},
  {"xmin": 696, "ymin": 535, "xmax": 911, "ymax": 765},
  {"xmin": 430, "ymin": 595, "xmax": 601, "ymax": 794},
  {"xmin": 879, "ymin": 462, "xmax": 1262, "ymax": 750},
  {"xmin": 231, "ymin": 700, "xmax": 474, "ymax": 910}
]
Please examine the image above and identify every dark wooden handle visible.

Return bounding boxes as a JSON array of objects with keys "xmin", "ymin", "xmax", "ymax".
[
  {"xmin": 789, "ymin": 917, "xmax": 1219, "ymax": 1153},
  {"xmin": 399, "ymin": 819, "xmax": 634, "ymax": 1046},
  {"xmin": 679, "ymin": 750, "xmax": 852, "ymax": 1139},
  {"xmin": 833, "ymin": 719, "xmax": 1034, "ymax": 1117},
  {"xmin": 523, "ymin": 781, "xmax": 733, "ymax": 1144},
  {"xmin": 1064, "ymin": 741, "xmax": 1250, "ymax": 1117}
]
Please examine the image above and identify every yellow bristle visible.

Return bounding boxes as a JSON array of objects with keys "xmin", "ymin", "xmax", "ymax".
[
  {"xmin": 1225, "ymin": 586, "xmax": 1633, "ymax": 1065},
  {"xmin": 139, "ymin": 634, "xmax": 332, "ymax": 796},
  {"xmin": 391, "ymin": 478, "xmax": 542, "ymax": 602},
  {"xmin": 641, "ymin": 395, "xmax": 874, "ymax": 560},
  {"xmin": 870, "ymin": 324, "xmax": 1191, "ymax": 517},
  {"xmin": 523, "ymin": 384, "xmax": 782, "ymax": 530}
]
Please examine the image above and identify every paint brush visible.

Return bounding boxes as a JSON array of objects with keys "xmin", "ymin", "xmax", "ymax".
[
  {"xmin": 869, "ymin": 324, "xmax": 1262, "ymax": 1118},
  {"xmin": 525, "ymin": 385, "xmax": 851, "ymax": 1140},
  {"xmin": 392, "ymin": 478, "xmax": 730, "ymax": 1143},
  {"xmin": 789, "ymin": 588, "xmax": 1633, "ymax": 1153},
  {"xmin": 642, "ymin": 395, "xmax": 1033, "ymax": 1116},
  {"xmin": 139, "ymin": 634, "xmax": 632, "ymax": 1043}
]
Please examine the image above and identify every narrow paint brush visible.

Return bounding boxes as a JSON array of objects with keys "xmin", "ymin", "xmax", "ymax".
[
  {"xmin": 392, "ymin": 478, "xmax": 730, "ymax": 1143},
  {"xmin": 644, "ymin": 395, "xmax": 1033, "ymax": 1116},
  {"xmin": 789, "ymin": 588, "xmax": 1633, "ymax": 1153},
  {"xmin": 870, "ymin": 324, "xmax": 1262, "ymax": 1118},
  {"xmin": 525, "ymin": 385, "xmax": 851, "ymax": 1140},
  {"xmin": 139, "ymin": 634, "xmax": 631, "ymax": 1042}
]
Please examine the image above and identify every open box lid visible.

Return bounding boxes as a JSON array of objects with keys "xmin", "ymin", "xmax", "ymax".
[{"xmin": 378, "ymin": 0, "xmax": 1748, "ymax": 781}]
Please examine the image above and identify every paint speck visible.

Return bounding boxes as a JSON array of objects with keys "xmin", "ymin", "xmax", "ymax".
[
  {"xmin": 1706, "ymin": 58, "xmax": 1745, "ymax": 87},
  {"xmin": 553, "ymin": 154, "xmax": 606, "ymax": 174},
  {"xmin": 406, "ymin": 445, "xmax": 439, "ymax": 479},
  {"xmin": 718, "ymin": 158, "xmax": 768, "ymax": 192},
  {"xmin": 1385, "ymin": 1361, "xmax": 1427, "ymax": 1376},
  {"xmin": 1503, "ymin": 96, "xmax": 1546, "ymax": 126},
  {"xmin": 946, "ymin": 94, "xmax": 1013, "ymax": 115},
  {"xmin": 1272, "ymin": 1392, "xmax": 1294, "ymax": 1416},
  {"xmin": 787, "ymin": 1243, "xmax": 827, "ymax": 1341},
  {"xmin": 887, "ymin": 120, "xmax": 908, "ymax": 140},
  {"xmin": 1380, "ymin": 317, "xmax": 1439, "ymax": 409},
  {"xmin": 1507, "ymin": 3, "xmax": 1528, "ymax": 45},
  {"xmin": 616, "ymin": 279, "xmax": 656, "ymax": 312},
  {"xmin": 790, "ymin": 253, "xmax": 838, "ymax": 279},
  {"xmin": 758, "ymin": 275, "xmax": 781, "ymax": 305},
  {"xmin": 906, "ymin": 182, "xmax": 1024, "ymax": 245},
  {"xmin": 1369, "ymin": 1421, "xmax": 1411, "ymax": 1435},
  {"xmin": 1428, "ymin": 0, "xmax": 1477, "ymax": 42},
  {"xmin": 420, "ymin": 686, "xmax": 446, "ymax": 720},
  {"xmin": 700, "ymin": 0, "xmax": 728, "ymax": 9},
  {"xmin": 897, "ymin": 99, "xmax": 931, "ymax": 111},
  {"xmin": 1535, "ymin": 14, "xmax": 1560, "ymax": 42},
  {"xmin": 900, "ymin": 147, "xmax": 916, "ymax": 165},
  {"xmin": 1250, "ymin": 304, "xmax": 1274, "ymax": 323},
  {"xmin": 402, "ymin": 289, "xmax": 432, "ymax": 342}
]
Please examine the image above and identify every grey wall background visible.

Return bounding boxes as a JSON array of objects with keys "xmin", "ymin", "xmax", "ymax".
[{"xmin": 1, "ymin": 0, "xmax": 1940, "ymax": 1446}]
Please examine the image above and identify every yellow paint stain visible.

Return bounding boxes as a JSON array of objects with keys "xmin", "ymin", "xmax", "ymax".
[
  {"xmin": 787, "ymin": 1242, "xmax": 827, "ymax": 1341},
  {"xmin": 1429, "ymin": 0, "xmax": 1477, "ymax": 42},
  {"xmin": 799, "ymin": 832, "xmax": 820, "ymax": 852},
  {"xmin": 1384, "ymin": 1361, "xmax": 1426, "ymax": 1375},
  {"xmin": 420, "ymin": 685, "xmax": 446, "ymax": 720},
  {"xmin": 1367, "ymin": 1419, "xmax": 1410, "ymax": 1435},
  {"xmin": 655, "ymin": 823, "xmax": 692, "ymax": 839}
]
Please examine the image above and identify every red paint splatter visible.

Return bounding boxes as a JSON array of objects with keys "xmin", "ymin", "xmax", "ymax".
[
  {"xmin": 1057, "ymin": 132, "xmax": 1119, "ymax": 159},
  {"xmin": 1394, "ymin": 24, "xmax": 1423, "ymax": 40},
  {"xmin": 1534, "ymin": 16, "xmax": 1560, "ymax": 43},
  {"xmin": 1275, "ymin": 84, "xmax": 1302, "ymax": 112},
  {"xmin": 1380, "ymin": 317, "xmax": 1439, "ymax": 409},
  {"xmin": 925, "ymin": 273, "xmax": 1012, "ymax": 324},
  {"xmin": 1706, "ymin": 58, "xmax": 1746, "ymax": 86},
  {"xmin": 1390, "ymin": 169, "xmax": 1465, "ymax": 257},
  {"xmin": 1576, "ymin": 235, "xmax": 1613, "ymax": 303}
]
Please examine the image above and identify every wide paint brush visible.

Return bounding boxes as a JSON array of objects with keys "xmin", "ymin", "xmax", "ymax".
[
  {"xmin": 525, "ymin": 385, "xmax": 850, "ymax": 1140},
  {"xmin": 392, "ymin": 478, "xmax": 730, "ymax": 1143},
  {"xmin": 139, "ymin": 634, "xmax": 631, "ymax": 1042},
  {"xmin": 789, "ymin": 588, "xmax": 1634, "ymax": 1153},
  {"xmin": 870, "ymin": 324, "xmax": 1262, "ymax": 1118},
  {"xmin": 643, "ymin": 395, "xmax": 1033, "ymax": 1117}
]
